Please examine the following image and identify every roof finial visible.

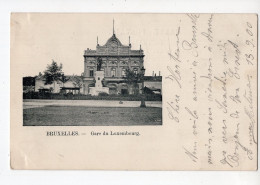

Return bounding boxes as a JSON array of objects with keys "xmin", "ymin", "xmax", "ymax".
[
  {"xmin": 113, "ymin": 19, "xmax": 115, "ymax": 35},
  {"xmin": 97, "ymin": 36, "xmax": 99, "ymax": 45},
  {"xmin": 140, "ymin": 44, "xmax": 142, "ymax": 50},
  {"xmin": 129, "ymin": 36, "xmax": 130, "ymax": 45}
]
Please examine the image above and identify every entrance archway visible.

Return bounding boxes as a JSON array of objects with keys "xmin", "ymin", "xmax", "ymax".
[{"xmin": 121, "ymin": 84, "xmax": 128, "ymax": 95}]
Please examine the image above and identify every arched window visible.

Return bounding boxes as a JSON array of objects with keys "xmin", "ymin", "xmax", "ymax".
[
  {"xmin": 121, "ymin": 61, "xmax": 127, "ymax": 65},
  {"xmin": 133, "ymin": 61, "xmax": 138, "ymax": 65},
  {"xmin": 111, "ymin": 68, "xmax": 116, "ymax": 77},
  {"xmin": 89, "ymin": 69, "xmax": 94, "ymax": 77},
  {"xmin": 89, "ymin": 61, "xmax": 95, "ymax": 65},
  {"xmin": 133, "ymin": 68, "xmax": 138, "ymax": 75},
  {"xmin": 121, "ymin": 68, "xmax": 126, "ymax": 77}
]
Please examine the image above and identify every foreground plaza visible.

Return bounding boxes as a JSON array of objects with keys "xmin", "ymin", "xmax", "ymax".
[{"xmin": 23, "ymin": 100, "xmax": 162, "ymax": 126}]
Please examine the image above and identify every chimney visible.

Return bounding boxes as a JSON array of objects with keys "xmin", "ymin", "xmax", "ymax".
[{"xmin": 159, "ymin": 71, "xmax": 161, "ymax": 76}]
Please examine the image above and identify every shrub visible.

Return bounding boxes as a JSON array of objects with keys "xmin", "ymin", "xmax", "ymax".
[
  {"xmin": 98, "ymin": 92, "xmax": 109, "ymax": 96},
  {"xmin": 23, "ymin": 92, "xmax": 162, "ymax": 101}
]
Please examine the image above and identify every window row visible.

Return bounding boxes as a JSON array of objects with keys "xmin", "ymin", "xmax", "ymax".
[
  {"xmin": 89, "ymin": 68, "xmax": 139, "ymax": 77},
  {"xmin": 87, "ymin": 60, "xmax": 140, "ymax": 64}
]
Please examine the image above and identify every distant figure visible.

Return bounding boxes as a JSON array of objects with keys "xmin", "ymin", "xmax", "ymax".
[{"xmin": 97, "ymin": 57, "xmax": 102, "ymax": 71}]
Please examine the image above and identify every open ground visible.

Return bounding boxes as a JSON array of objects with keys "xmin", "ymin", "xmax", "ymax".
[{"xmin": 23, "ymin": 100, "xmax": 162, "ymax": 126}]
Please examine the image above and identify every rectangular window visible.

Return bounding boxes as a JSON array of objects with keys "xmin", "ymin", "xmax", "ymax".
[
  {"xmin": 121, "ymin": 69, "xmax": 126, "ymax": 77},
  {"xmin": 134, "ymin": 68, "xmax": 138, "ymax": 75},
  {"xmin": 111, "ymin": 68, "xmax": 116, "ymax": 77},
  {"xmin": 90, "ymin": 70, "xmax": 94, "ymax": 77}
]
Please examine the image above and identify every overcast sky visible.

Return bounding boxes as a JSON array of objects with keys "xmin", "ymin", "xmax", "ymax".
[{"xmin": 12, "ymin": 13, "xmax": 180, "ymax": 77}]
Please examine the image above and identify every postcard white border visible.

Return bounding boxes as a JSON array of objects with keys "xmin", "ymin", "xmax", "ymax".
[{"xmin": 1, "ymin": 0, "xmax": 260, "ymax": 185}]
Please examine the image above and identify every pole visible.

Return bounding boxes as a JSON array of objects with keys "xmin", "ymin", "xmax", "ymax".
[
  {"xmin": 113, "ymin": 19, "xmax": 114, "ymax": 35},
  {"xmin": 140, "ymin": 75, "xmax": 146, "ymax": 107}
]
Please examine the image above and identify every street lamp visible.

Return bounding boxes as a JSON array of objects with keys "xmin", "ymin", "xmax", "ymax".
[{"xmin": 140, "ymin": 66, "xmax": 146, "ymax": 107}]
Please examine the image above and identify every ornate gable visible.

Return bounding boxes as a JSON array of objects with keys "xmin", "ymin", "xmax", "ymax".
[
  {"xmin": 103, "ymin": 34, "xmax": 124, "ymax": 47},
  {"xmin": 84, "ymin": 33, "xmax": 144, "ymax": 57}
]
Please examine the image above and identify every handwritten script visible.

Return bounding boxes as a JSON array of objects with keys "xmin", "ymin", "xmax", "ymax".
[{"xmin": 165, "ymin": 14, "xmax": 257, "ymax": 170}]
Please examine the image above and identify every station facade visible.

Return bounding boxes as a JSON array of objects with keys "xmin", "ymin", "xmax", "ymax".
[{"xmin": 83, "ymin": 32, "xmax": 145, "ymax": 95}]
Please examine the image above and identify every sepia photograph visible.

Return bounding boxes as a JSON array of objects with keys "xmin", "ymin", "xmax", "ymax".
[
  {"xmin": 21, "ymin": 16, "xmax": 162, "ymax": 126},
  {"xmin": 4, "ymin": 1, "xmax": 260, "ymax": 185},
  {"xmin": 11, "ymin": 13, "xmax": 257, "ymax": 170}
]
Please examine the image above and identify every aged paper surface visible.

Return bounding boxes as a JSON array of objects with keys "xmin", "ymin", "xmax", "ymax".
[{"xmin": 11, "ymin": 13, "xmax": 257, "ymax": 170}]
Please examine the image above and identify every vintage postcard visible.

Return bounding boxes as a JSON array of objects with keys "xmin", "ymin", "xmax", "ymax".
[{"xmin": 10, "ymin": 13, "xmax": 257, "ymax": 170}]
